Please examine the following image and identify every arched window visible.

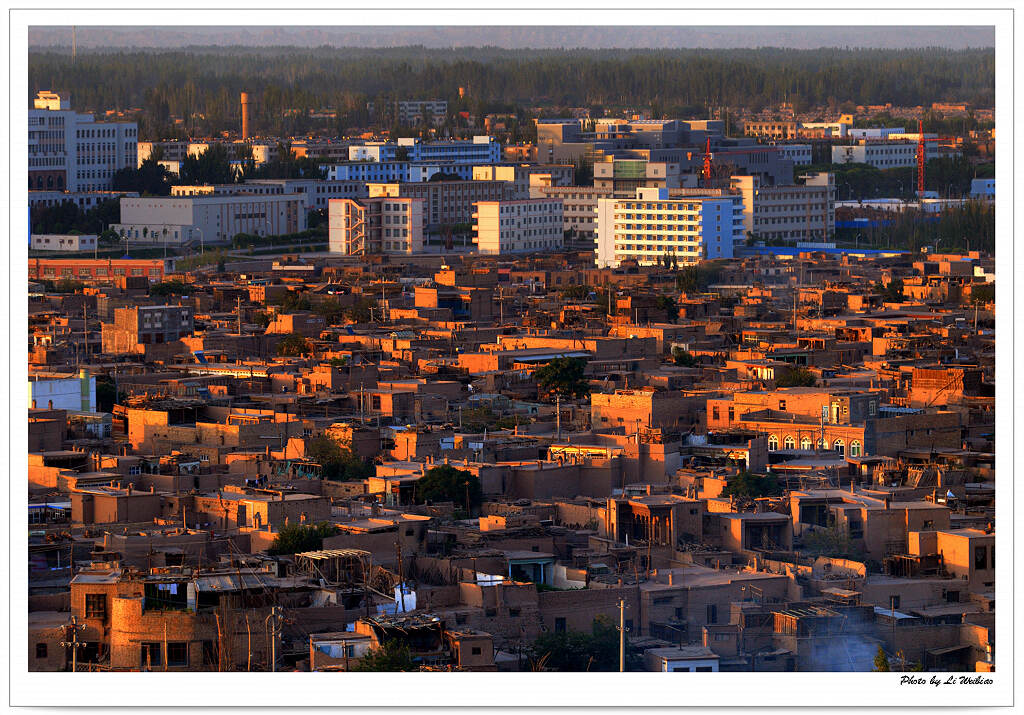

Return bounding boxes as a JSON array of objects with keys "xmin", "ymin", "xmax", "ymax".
[
  {"xmin": 833, "ymin": 439, "xmax": 845, "ymax": 456},
  {"xmin": 817, "ymin": 438, "xmax": 826, "ymax": 449},
  {"xmin": 783, "ymin": 435, "xmax": 795, "ymax": 450},
  {"xmin": 801, "ymin": 436, "xmax": 812, "ymax": 450},
  {"xmin": 849, "ymin": 440, "xmax": 862, "ymax": 457},
  {"xmin": 768, "ymin": 435, "xmax": 778, "ymax": 451}
]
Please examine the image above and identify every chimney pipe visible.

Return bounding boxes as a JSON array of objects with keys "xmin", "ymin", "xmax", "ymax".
[{"xmin": 240, "ymin": 92, "xmax": 250, "ymax": 140}]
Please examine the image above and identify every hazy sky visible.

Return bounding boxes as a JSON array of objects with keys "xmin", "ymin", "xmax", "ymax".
[{"xmin": 29, "ymin": 25, "xmax": 995, "ymax": 50}]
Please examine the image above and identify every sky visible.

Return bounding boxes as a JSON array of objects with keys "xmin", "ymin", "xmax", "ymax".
[{"xmin": 28, "ymin": 25, "xmax": 995, "ymax": 50}]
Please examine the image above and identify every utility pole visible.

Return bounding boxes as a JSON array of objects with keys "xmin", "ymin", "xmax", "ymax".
[
  {"xmin": 555, "ymin": 393, "xmax": 561, "ymax": 441},
  {"xmin": 60, "ymin": 616, "xmax": 83, "ymax": 672},
  {"xmin": 236, "ymin": 295, "xmax": 242, "ymax": 336},
  {"xmin": 215, "ymin": 610, "xmax": 224, "ymax": 672},
  {"xmin": 246, "ymin": 614, "xmax": 252, "ymax": 672},
  {"xmin": 618, "ymin": 599, "xmax": 627, "ymax": 672},
  {"xmin": 266, "ymin": 606, "xmax": 283, "ymax": 672},
  {"xmin": 396, "ymin": 537, "xmax": 406, "ymax": 613},
  {"xmin": 83, "ymin": 304, "xmax": 89, "ymax": 363},
  {"xmin": 646, "ymin": 517, "xmax": 653, "ymax": 578}
]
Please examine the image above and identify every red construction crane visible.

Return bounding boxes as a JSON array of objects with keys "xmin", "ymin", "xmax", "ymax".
[
  {"xmin": 701, "ymin": 136, "xmax": 713, "ymax": 183},
  {"xmin": 916, "ymin": 119, "xmax": 957, "ymax": 196}
]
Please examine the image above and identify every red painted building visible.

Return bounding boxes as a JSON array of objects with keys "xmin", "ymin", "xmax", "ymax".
[{"xmin": 28, "ymin": 258, "xmax": 170, "ymax": 284}]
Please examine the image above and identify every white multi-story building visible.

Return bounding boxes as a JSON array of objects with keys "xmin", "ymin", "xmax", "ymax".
[
  {"xmin": 730, "ymin": 173, "xmax": 835, "ymax": 242},
  {"xmin": 595, "ymin": 188, "xmax": 743, "ymax": 268},
  {"xmin": 777, "ymin": 144, "xmax": 813, "ymax": 166},
  {"xmin": 28, "ymin": 190, "xmax": 138, "ymax": 210},
  {"xmin": 832, "ymin": 141, "xmax": 917, "ymax": 169},
  {"xmin": 29, "ymin": 369, "xmax": 96, "ymax": 412},
  {"xmin": 847, "ymin": 127, "xmax": 906, "ymax": 140},
  {"xmin": 970, "ymin": 178, "xmax": 995, "ymax": 200},
  {"xmin": 473, "ymin": 164, "xmax": 574, "ymax": 195},
  {"xmin": 31, "ymin": 234, "xmax": 98, "ymax": 252},
  {"xmin": 531, "ymin": 185, "xmax": 616, "ymax": 249},
  {"xmin": 472, "ymin": 199, "xmax": 564, "ymax": 255},
  {"xmin": 174, "ymin": 179, "xmax": 365, "ymax": 213},
  {"xmin": 328, "ymin": 197, "xmax": 425, "ymax": 255},
  {"xmin": 885, "ymin": 133, "xmax": 961, "ymax": 161},
  {"xmin": 324, "ymin": 161, "xmax": 411, "ymax": 183},
  {"xmin": 397, "ymin": 100, "xmax": 448, "ymax": 126},
  {"xmin": 348, "ymin": 136, "xmax": 501, "ymax": 165},
  {"xmin": 111, "ymin": 192, "xmax": 306, "ymax": 245},
  {"xmin": 28, "ymin": 91, "xmax": 138, "ymax": 192},
  {"xmin": 368, "ymin": 180, "xmax": 523, "ymax": 227}
]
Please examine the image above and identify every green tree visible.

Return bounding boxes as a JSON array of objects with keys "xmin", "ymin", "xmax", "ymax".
[
  {"xmin": 268, "ymin": 522, "xmax": 339, "ymax": 555},
  {"xmin": 305, "ymin": 435, "xmax": 374, "ymax": 482},
  {"xmin": 276, "ymin": 333, "xmax": 312, "ymax": 357},
  {"xmin": 51, "ymin": 279, "xmax": 85, "ymax": 294},
  {"xmin": 970, "ymin": 283, "xmax": 995, "ymax": 304},
  {"xmin": 242, "ymin": 143, "xmax": 327, "ymax": 180},
  {"xmin": 179, "ymin": 144, "xmax": 237, "ymax": 185},
  {"xmin": 414, "ymin": 464, "xmax": 482, "ymax": 509},
  {"xmin": 274, "ymin": 291, "xmax": 313, "ymax": 312},
  {"xmin": 559, "ymin": 284, "xmax": 589, "ymax": 300},
  {"xmin": 534, "ymin": 357, "xmax": 590, "ymax": 401},
  {"xmin": 776, "ymin": 367, "xmax": 817, "ymax": 388},
  {"xmin": 675, "ymin": 263, "xmax": 723, "ymax": 294},
  {"xmin": 655, "ymin": 294, "xmax": 679, "ymax": 321},
  {"xmin": 873, "ymin": 646, "xmax": 891, "ymax": 672},
  {"xmin": 149, "ymin": 280, "xmax": 191, "ymax": 297},
  {"xmin": 874, "ymin": 279, "xmax": 905, "ymax": 303},
  {"xmin": 111, "ymin": 156, "xmax": 174, "ymax": 196},
  {"xmin": 352, "ymin": 640, "xmax": 417, "ymax": 672},
  {"xmin": 672, "ymin": 347, "xmax": 697, "ymax": 367},
  {"xmin": 721, "ymin": 470, "xmax": 782, "ymax": 499},
  {"xmin": 95, "ymin": 376, "xmax": 118, "ymax": 413},
  {"xmin": 345, "ymin": 297, "xmax": 378, "ymax": 323},
  {"xmin": 310, "ymin": 298, "xmax": 347, "ymax": 325},
  {"xmin": 530, "ymin": 616, "xmax": 636, "ymax": 672},
  {"xmin": 801, "ymin": 523, "xmax": 865, "ymax": 560}
]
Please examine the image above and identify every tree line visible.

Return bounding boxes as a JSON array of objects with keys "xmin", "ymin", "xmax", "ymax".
[
  {"xmin": 29, "ymin": 47, "xmax": 994, "ymax": 140},
  {"xmin": 807, "ymin": 156, "xmax": 993, "ymax": 201},
  {"xmin": 834, "ymin": 200, "xmax": 995, "ymax": 254}
]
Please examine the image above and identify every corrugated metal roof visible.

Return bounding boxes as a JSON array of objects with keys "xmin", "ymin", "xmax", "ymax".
[
  {"xmin": 295, "ymin": 549, "xmax": 372, "ymax": 561},
  {"xmin": 71, "ymin": 570, "xmax": 122, "ymax": 584},
  {"xmin": 194, "ymin": 573, "xmax": 269, "ymax": 592}
]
